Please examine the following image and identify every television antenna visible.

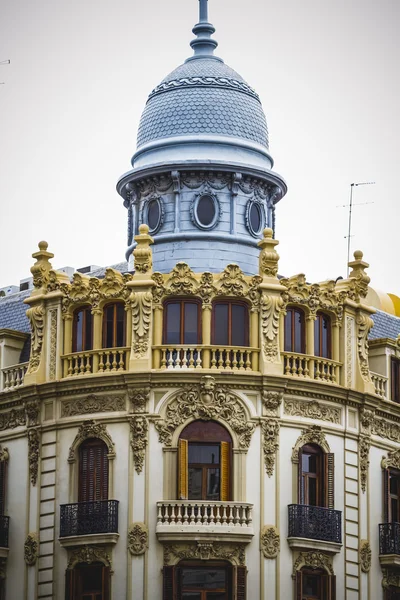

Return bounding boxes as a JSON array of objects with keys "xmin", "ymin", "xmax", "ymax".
[
  {"xmin": 337, "ymin": 181, "xmax": 375, "ymax": 276},
  {"xmin": 0, "ymin": 60, "xmax": 10, "ymax": 85}
]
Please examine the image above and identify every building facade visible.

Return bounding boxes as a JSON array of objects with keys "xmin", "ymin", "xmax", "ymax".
[{"xmin": 1, "ymin": 1, "xmax": 400, "ymax": 599}]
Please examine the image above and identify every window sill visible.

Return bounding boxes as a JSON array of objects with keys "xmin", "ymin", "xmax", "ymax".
[
  {"xmin": 379, "ymin": 554, "xmax": 400, "ymax": 568},
  {"xmin": 0, "ymin": 548, "xmax": 9, "ymax": 559}
]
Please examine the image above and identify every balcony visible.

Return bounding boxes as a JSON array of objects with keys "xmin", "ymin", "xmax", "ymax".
[
  {"xmin": 154, "ymin": 345, "xmax": 259, "ymax": 372},
  {"xmin": 59, "ymin": 500, "xmax": 119, "ymax": 547},
  {"xmin": 287, "ymin": 504, "xmax": 342, "ymax": 554},
  {"xmin": 1, "ymin": 363, "xmax": 28, "ymax": 392},
  {"xmin": 156, "ymin": 501, "xmax": 254, "ymax": 544},
  {"xmin": 0, "ymin": 516, "xmax": 9, "ymax": 558},
  {"xmin": 379, "ymin": 523, "xmax": 400, "ymax": 567},
  {"xmin": 371, "ymin": 372, "xmax": 388, "ymax": 399},
  {"xmin": 282, "ymin": 353, "xmax": 341, "ymax": 384},
  {"xmin": 61, "ymin": 348, "xmax": 130, "ymax": 378}
]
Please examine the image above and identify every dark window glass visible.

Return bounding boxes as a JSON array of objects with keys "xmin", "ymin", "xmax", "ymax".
[
  {"xmin": 188, "ymin": 443, "xmax": 220, "ymax": 501},
  {"xmin": 73, "ymin": 307, "xmax": 93, "ymax": 352},
  {"xmin": 182, "ymin": 568, "xmax": 226, "ymax": 589},
  {"xmin": 147, "ymin": 199, "xmax": 160, "ymax": 231},
  {"xmin": 391, "ymin": 359, "xmax": 400, "ymax": 403},
  {"xmin": 249, "ymin": 202, "xmax": 261, "ymax": 233},
  {"xmin": 212, "ymin": 302, "xmax": 248, "ymax": 347},
  {"xmin": 314, "ymin": 313, "xmax": 331, "ymax": 358},
  {"xmin": 164, "ymin": 301, "xmax": 200, "ymax": 345},
  {"xmin": 284, "ymin": 307, "xmax": 305, "ymax": 353},
  {"xmin": 196, "ymin": 195, "xmax": 216, "ymax": 226},
  {"xmin": 300, "ymin": 444, "xmax": 323, "ymax": 507},
  {"xmin": 103, "ymin": 303, "xmax": 125, "ymax": 348},
  {"xmin": 389, "ymin": 470, "xmax": 400, "ymax": 522}
]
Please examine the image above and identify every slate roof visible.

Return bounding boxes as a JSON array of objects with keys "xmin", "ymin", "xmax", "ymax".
[
  {"xmin": 369, "ymin": 310, "xmax": 400, "ymax": 341},
  {"xmin": 137, "ymin": 57, "xmax": 269, "ymax": 149},
  {"xmin": 86, "ymin": 261, "xmax": 130, "ymax": 278},
  {"xmin": 0, "ymin": 290, "xmax": 31, "ymax": 334}
]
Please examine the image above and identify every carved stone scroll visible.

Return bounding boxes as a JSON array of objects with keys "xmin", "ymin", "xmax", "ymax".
[
  {"xmin": 28, "ymin": 429, "xmax": 40, "ymax": 486},
  {"xmin": 61, "ymin": 394, "xmax": 126, "ymax": 418},
  {"xmin": 131, "ymin": 291, "xmax": 152, "ymax": 358},
  {"xmin": 129, "ymin": 416, "xmax": 148, "ymax": 474},
  {"xmin": 360, "ymin": 540, "xmax": 371, "ymax": 573},
  {"xmin": 291, "ymin": 426, "xmax": 330, "ymax": 463},
  {"xmin": 24, "ymin": 533, "xmax": 39, "ymax": 565},
  {"xmin": 262, "ymin": 419, "xmax": 279, "ymax": 477},
  {"xmin": 127, "ymin": 523, "xmax": 148, "ymax": 555},
  {"xmin": 284, "ymin": 399, "xmax": 341, "ymax": 424},
  {"xmin": 164, "ymin": 541, "xmax": 245, "ymax": 566},
  {"xmin": 260, "ymin": 526, "xmax": 280, "ymax": 558},
  {"xmin": 68, "ymin": 420, "xmax": 115, "ymax": 463},
  {"xmin": 293, "ymin": 551, "xmax": 333, "ymax": 576},
  {"xmin": 26, "ymin": 304, "xmax": 45, "ymax": 374},
  {"xmin": 67, "ymin": 545, "xmax": 112, "ymax": 570}
]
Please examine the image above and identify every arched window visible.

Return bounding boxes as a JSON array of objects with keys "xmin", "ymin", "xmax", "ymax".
[
  {"xmin": 79, "ymin": 439, "xmax": 108, "ymax": 502},
  {"xmin": 65, "ymin": 562, "xmax": 110, "ymax": 600},
  {"xmin": 212, "ymin": 301, "xmax": 249, "ymax": 347},
  {"xmin": 284, "ymin": 307, "xmax": 305, "ymax": 354},
  {"xmin": 103, "ymin": 303, "xmax": 125, "ymax": 348},
  {"xmin": 72, "ymin": 306, "xmax": 93, "ymax": 352},
  {"xmin": 299, "ymin": 444, "xmax": 334, "ymax": 508},
  {"xmin": 163, "ymin": 299, "xmax": 201, "ymax": 345},
  {"xmin": 314, "ymin": 313, "xmax": 331, "ymax": 359},
  {"xmin": 178, "ymin": 421, "xmax": 232, "ymax": 501},
  {"xmin": 295, "ymin": 568, "xmax": 336, "ymax": 600}
]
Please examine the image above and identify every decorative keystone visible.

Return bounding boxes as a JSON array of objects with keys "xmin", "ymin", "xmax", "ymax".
[
  {"xmin": 133, "ymin": 224, "xmax": 154, "ymax": 276},
  {"xmin": 257, "ymin": 228, "xmax": 280, "ymax": 280},
  {"xmin": 30, "ymin": 241, "xmax": 54, "ymax": 289},
  {"xmin": 348, "ymin": 250, "xmax": 370, "ymax": 298}
]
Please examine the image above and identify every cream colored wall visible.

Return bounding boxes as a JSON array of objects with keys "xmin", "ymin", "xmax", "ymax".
[{"xmin": 369, "ymin": 443, "xmax": 385, "ymax": 600}]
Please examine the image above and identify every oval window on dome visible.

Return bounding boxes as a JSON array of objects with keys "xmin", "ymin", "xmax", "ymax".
[
  {"xmin": 192, "ymin": 193, "xmax": 219, "ymax": 230},
  {"xmin": 246, "ymin": 200, "xmax": 264, "ymax": 236},
  {"xmin": 145, "ymin": 197, "xmax": 163, "ymax": 233}
]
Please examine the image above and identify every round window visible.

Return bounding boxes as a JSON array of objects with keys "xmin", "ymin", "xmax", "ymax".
[
  {"xmin": 147, "ymin": 199, "xmax": 160, "ymax": 231},
  {"xmin": 196, "ymin": 195, "xmax": 216, "ymax": 227},
  {"xmin": 246, "ymin": 200, "xmax": 264, "ymax": 236},
  {"xmin": 250, "ymin": 203, "xmax": 261, "ymax": 233}
]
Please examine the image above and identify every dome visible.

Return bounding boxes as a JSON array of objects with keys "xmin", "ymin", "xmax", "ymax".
[
  {"xmin": 136, "ymin": 57, "xmax": 269, "ymax": 150},
  {"xmin": 129, "ymin": 3, "xmax": 275, "ymax": 173}
]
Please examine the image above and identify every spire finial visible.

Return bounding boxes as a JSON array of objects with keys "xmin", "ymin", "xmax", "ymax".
[{"xmin": 188, "ymin": 0, "xmax": 219, "ymax": 60}]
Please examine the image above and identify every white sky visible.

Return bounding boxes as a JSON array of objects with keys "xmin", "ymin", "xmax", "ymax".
[{"xmin": 0, "ymin": 0, "xmax": 399, "ymax": 293}]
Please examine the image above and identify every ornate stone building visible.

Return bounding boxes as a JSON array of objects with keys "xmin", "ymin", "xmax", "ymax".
[{"xmin": 0, "ymin": 1, "xmax": 400, "ymax": 599}]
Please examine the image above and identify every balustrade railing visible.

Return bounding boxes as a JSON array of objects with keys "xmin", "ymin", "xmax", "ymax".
[
  {"xmin": 0, "ymin": 516, "xmax": 9, "ymax": 548},
  {"xmin": 62, "ymin": 348, "xmax": 129, "ymax": 377},
  {"xmin": 154, "ymin": 345, "xmax": 258, "ymax": 372},
  {"xmin": 288, "ymin": 504, "xmax": 342, "ymax": 544},
  {"xmin": 283, "ymin": 353, "xmax": 341, "ymax": 383},
  {"xmin": 379, "ymin": 522, "xmax": 400, "ymax": 555},
  {"xmin": 1, "ymin": 363, "xmax": 28, "ymax": 391},
  {"xmin": 156, "ymin": 501, "xmax": 253, "ymax": 530},
  {"xmin": 371, "ymin": 372, "xmax": 388, "ymax": 399},
  {"xmin": 60, "ymin": 500, "xmax": 119, "ymax": 537}
]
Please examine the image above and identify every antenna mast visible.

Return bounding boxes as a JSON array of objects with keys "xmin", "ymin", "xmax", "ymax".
[{"xmin": 342, "ymin": 181, "xmax": 375, "ymax": 276}]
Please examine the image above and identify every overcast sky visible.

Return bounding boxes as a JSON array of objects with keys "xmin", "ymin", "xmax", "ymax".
[{"xmin": 0, "ymin": 0, "xmax": 399, "ymax": 295}]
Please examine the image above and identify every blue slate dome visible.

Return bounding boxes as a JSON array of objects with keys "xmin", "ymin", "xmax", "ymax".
[
  {"xmin": 137, "ymin": 57, "xmax": 269, "ymax": 149},
  {"xmin": 130, "ymin": 1, "xmax": 275, "ymax": 173}
]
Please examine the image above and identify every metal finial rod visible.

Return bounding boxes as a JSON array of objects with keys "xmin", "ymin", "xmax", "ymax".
[
  {"xmin": 199, "ymin": 0, "xmax": 208, "ymax": 22},
  {"xmin": 346, "ymin": 181, "xmax": 375, "ymax": 276}
]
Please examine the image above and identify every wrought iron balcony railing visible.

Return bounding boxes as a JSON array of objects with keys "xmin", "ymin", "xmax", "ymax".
[
  {"xmin": 288, "ymin": 504, "xmax": 342, "ymax": 544},
  {"xmin": 0, "ymin": 516, "xmax": 9, "ymax": 548},
  {"xmin": 379, "ymin": 522, "xmax": 400, "ymax": 555},
  {"xmin": 59, "ymin": 500, "xmax": 119, "ymax": 538}
]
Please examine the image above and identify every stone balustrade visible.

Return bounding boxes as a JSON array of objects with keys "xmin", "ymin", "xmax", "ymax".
[
  {"xmin": 1, "ymin": 363, "xmax": 28, "ymax": 392},
  {"xmin": 156, "ymin": 501, "xmax": 254, "ymax": 544},
  {"xmin": 282, "ymin": 352, "xmax": 341, "ymax": 384},
  {"xmin": 61, "ymin": 348, "xmax": 130, "ymax": 378},
  {"xmin": 155, "ymin": 345, "xmax": 258, "ymax": 372},
  {"xmin": 371, "ymin": 372, "xmax": 388, "ymax": 399}
]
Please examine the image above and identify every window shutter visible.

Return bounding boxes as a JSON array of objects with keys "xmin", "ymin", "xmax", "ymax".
[
  {"xmin": 163, "ymin": 566, "xmax": 175, "ymax": 600},
  {"xmin": 79, "ymin": 440, "xmax": 108, "ymax": 502},
  {"xmin": 178, "ymin": 439, "xmax": 188, "ymax": 500},
  {"xmin": 295, "ymin": 570, "xmax": 302, "ymax": 600},
  {"xmin": 329, "ymin": 574, "xmax": 336, "ymax": 600},
  {"xmin": 383, "ymin": 468, "xmax": 390, "ymax": 523},
  {"xmin": 325, "ymin": 453, "xmax": 335, "ymax": 509},
  {"xmin": 102, "ymin": 566, "xmax": 110, "ymax": 600},
  {"xmin": 236, "ymin": 566, "xmax": 247, "ymax": 600},
  {"xmin": 298, "ymin": 447, "xmax": 304, "ymax": 504},
  {"xmin": 220, "ymin": 441, "xmax": 230, "ymax": 501},
  {"xmin": 65, "ymin": 569, "xmax": 75, "ymax": 600}
]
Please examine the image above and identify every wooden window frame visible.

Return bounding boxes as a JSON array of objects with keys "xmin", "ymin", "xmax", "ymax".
[
  {"xmin": 78, "ymin": 439, "xmax": 109, "ymax": 503},
  {"xmin": 298, "ymin": 445, "xmax": 335, "ymax": 509},
  {"xmin": 284, "ymin": 307, "xmax": 306, "ymax": 354},
  {"xmin": 391, "ymin": 358, "xmax": 400, "ymax": 403},
  {"xmin": 102, "ymin": 302, "xmax": 126, "ymax": 349},
  {"xmin": 211, "ymin": 300, "xmax": 249, "ymax": 347},
  {"xmin": 296, "ymin": 568, "xmax": 336, "ymax": 600},
  {"xmin": 178, "ymin": 421, "xmax": 232, "ymax": 502},
  {"xmin": 314, "ymin": 312, "xmax": 332, "ymax": 359},
  {"xmin": 65, "ymin": 563, "xmax": 110, "ymax": 600},
  {"xmin": 384, "ymin": 468, "xmax": 400, "ymax": 523},
  {"xmin": 72, "ymin": 306, "xmax": 93, "ymax": 353},
  {"xmin": 163, "ymin": 562, "xmax": 245, "ymax": 600},
  {"xmin": 163, "ymin": 299, "xmax": 202, "ymax": 345},
  {"xmin": 0, "ymin": 461, "xmax": 7, "ymax": 517}
]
